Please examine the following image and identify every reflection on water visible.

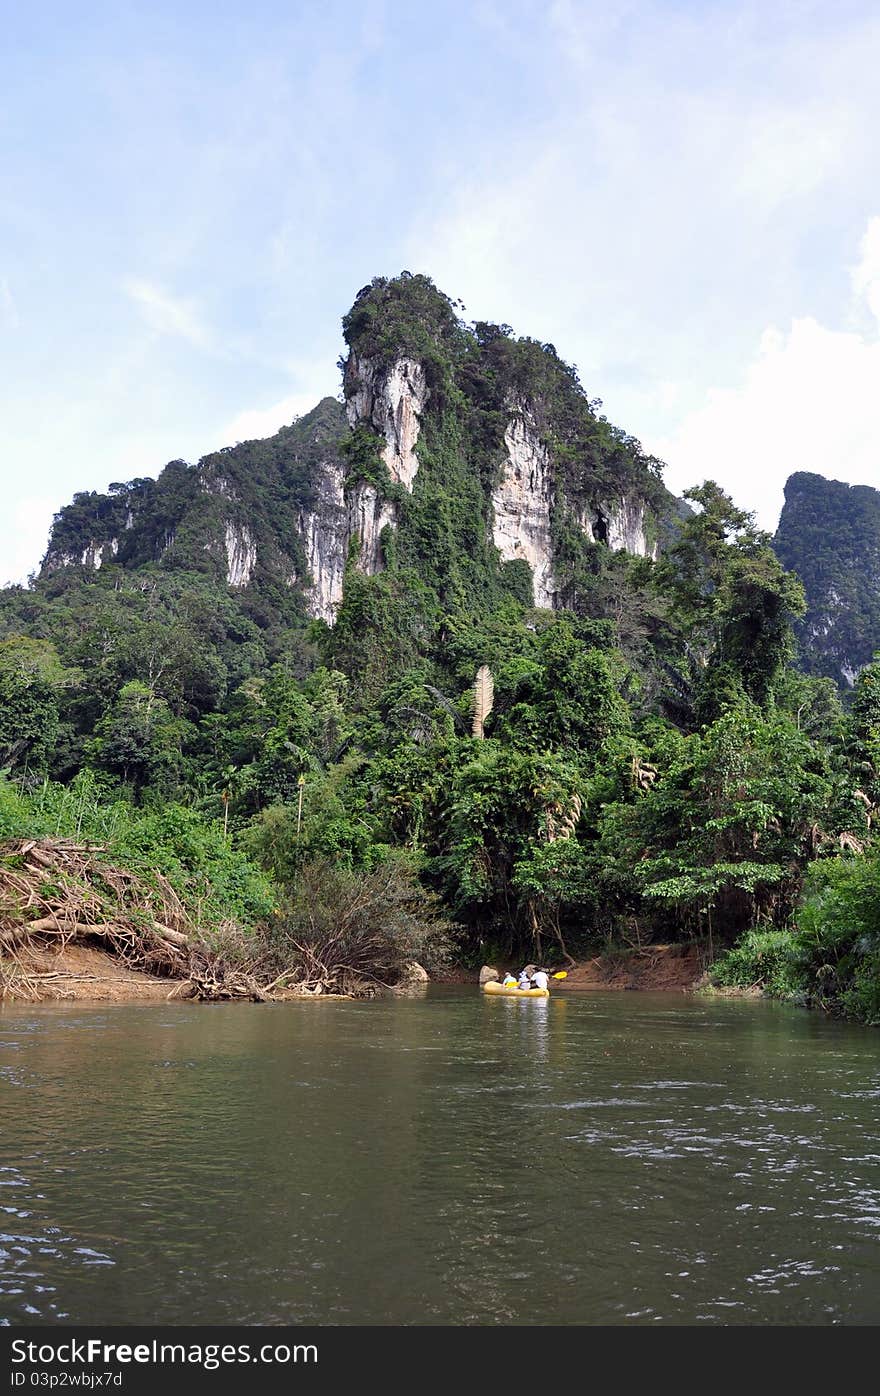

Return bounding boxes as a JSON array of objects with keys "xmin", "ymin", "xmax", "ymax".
[{"xmin": 1, "ymin": 991, "xmax": 879, "ymax": 1325}]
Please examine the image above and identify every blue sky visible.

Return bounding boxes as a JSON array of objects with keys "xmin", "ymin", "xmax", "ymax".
[{"xmin": 3, "ymin": 0, "xmax": 880, "ymax": 583}]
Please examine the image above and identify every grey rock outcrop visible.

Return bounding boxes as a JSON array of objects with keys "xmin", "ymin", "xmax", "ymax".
[
  {"xmin": 297, "ymin": 458, "xmax": 348, "ymax": 622},
  {"xmin": 345, "ymin": 353, "xmax": 428, "ymax": 490},
  {"xmin": 224, "ymin": 523, "xmax": 257, "ymax": 588},
  {"xmin": 390, "ymin": 960, "xmax": 431, "ymax": 996},
  {"xmin": 346, "ymin": 483, "xmax": 396, "ymax": 577},
  {"xmin": 38, "ymin": 318, "xmax": 671, "ymax": 630},
  {"xmin": 492, "ymin": 400, "xmax": 557, "ymax": 608},
  {"xmin": 576, "ymin": 496, "xmax": 657, "ymax": 560}
]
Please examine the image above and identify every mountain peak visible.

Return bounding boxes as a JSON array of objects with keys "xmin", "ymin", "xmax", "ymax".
[{"xmin": 40, "ymin": 274, "xmax": 676, "ymax": 623}]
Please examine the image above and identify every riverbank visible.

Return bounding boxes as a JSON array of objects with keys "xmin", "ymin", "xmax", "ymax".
[
  {"xmin": 1, "ymin": 939, "xmax": 376, "ymax": 1003},
  {"xmin": 559, "ymin": 942, "xmax": 707, "ymax": 991},
  {"xmin": 2, "ymin": 939, "xmax": 710, "ymax": 1004},
  {"xmin": 0, "ymin": 839, "xmax": 712, "ymax": 1004},
  {"xmin": 443, "ymin": 942, "xmax": 708, "ymax": 993},
  {"xmin": 0, "ymin": 836, "xmax": 450, "ymax": 1004},
  {"xmin": 5, "ymin": 940, "xmax": 178, "ymax": 1001}
]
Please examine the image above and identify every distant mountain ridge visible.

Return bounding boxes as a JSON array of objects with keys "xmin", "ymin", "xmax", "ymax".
[{"xmin": 773, "ymin": 470, "xmax": 880, "ymax": 687}]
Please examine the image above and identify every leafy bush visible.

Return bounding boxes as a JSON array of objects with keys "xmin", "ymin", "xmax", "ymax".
[
  {"xmin": 0, "ymin": 773, "xmax": 275, "ymax": 931},
  {"xmin": 241, "ymin": 755, "xmax": 389, "ymax": 882},
  {"xmin": 794, "ymin": 854, "xmax": 880, "ymax": 1024},
  {"xmin": 710, "ymin": 928, "xmax": 801, "ymax": 999},
  {"xmin": 110, "ymin": 805, "xmax": 275, "ymax": 927},
  {"xmin": 261, "ymin": 854, "xmax": 459, "ymax": 995},
  {"xmin": 0, "ymin": 775, "xmax": 34, "ymax": 839},
  {"xmin": 711, "ymin": 853, "xmax": 880, "ymax": 1024}
]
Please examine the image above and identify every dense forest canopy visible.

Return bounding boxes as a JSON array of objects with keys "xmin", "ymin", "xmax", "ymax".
[{"xmin": 2, "ymin": 272, "xmax": 879, "ymax": 1021}]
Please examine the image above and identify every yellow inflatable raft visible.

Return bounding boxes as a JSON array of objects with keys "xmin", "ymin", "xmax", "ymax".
[{"xmin": 482, "ymin": 980, "xmax": 549, "ymax": 998}]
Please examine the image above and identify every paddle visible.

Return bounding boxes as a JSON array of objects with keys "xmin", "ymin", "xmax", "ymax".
[{"xmin": 552, "ymin": 971, "xmax": 568, "ymax": 980}]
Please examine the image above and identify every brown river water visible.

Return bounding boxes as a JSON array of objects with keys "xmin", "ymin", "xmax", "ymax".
[{"xmin": 1, "ymin": 988, "xmax": 878, "ymax": 1325}]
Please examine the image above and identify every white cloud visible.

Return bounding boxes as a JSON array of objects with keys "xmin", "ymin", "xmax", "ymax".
[
  {"xmin": 405, "ymin": 8, "xmax": 877, "ymax": 412},
  {"xmin": 221, "ymin": 391, "xmax": 323, "ymax": 443},
  {"xmin": 733, "ymin": 104, "xmax": 852, "ymax": 206},
  {"xmin": 650, "ymin": 219, "xmax": 880, "ymax": 530},
  {"xmin": 1, "ymin": 496, "xmax": 58, "ymax": 586},
  {"xmin": 122, "ymin": 278, "xmax": 210, "ymax": 347},
  {"xmin": 218, "ymin": 356, "xmax": 339, "ymax": 444}
]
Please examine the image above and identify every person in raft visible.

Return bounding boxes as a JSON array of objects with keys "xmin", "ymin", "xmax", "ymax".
[
  {"xmin": 518, "ymin": 963, "xmax": 538, "ymax": 989},
  {"xmin": 502, "ymin": 971, "xmax": 518, "ymax": 988},
  {"xmin": 515, "ymin": 964, "xmax": 550, "ymax": 990}
]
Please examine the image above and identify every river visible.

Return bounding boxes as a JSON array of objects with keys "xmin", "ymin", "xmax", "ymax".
[{"xmin": 1, "ymin": 989, "xmax": 878, "ymax": 1326}]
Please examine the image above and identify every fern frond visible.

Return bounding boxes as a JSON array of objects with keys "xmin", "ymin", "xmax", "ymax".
[
  {"xmin": 558, "ymin": 792, "xmax": 582, "ymax": 839},
  {"xmin": 472, "ymin": 665, "xmax": 494, "ymax": 739}
]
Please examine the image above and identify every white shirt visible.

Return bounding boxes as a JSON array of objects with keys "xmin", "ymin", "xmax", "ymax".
[{"xmin": 532, "ymin": 970, "xmax": 549, "ymax": 990}]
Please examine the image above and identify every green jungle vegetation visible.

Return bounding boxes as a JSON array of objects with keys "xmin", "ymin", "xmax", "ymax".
[{"xmin": 1, "ymin": 273, "xmax": 879, "ymax": 1020}]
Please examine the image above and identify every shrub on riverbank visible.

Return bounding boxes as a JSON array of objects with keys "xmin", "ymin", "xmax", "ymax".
[
  {"xmin": 1, "ymin": 782, "xmax": 456, "ymax": 999},
  {"xmin": 260, "ymin": 855, "xmax": 459, "ymax": 996},
  {"xmin": 0, "ymin": 836, "xmax": 271, "ymax": 1002},
  {"xmin": 709, "ymin": 928, "xmax": 801, "ymax": 999},
  {"xmin": 794, "ymin": 854, "xmax": 880, "ymax": 1024},
  {"xmin": 710, "ymin": 853, "xmax": 880, "ymax": 1025}
]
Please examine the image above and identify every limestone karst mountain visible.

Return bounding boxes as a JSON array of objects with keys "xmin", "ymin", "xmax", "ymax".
[
  {"xmin": 774, "ymin": 471, "xmax": 880, "ymax": 687},
  {"xmin": 41, "ymin": 273, "xmax": 675, "ymax": 623}
]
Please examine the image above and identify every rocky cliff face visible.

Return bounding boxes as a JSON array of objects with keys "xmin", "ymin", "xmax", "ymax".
[
  {"xmin": 576, "ymin": 495, "xmax": 658, "ymax": 559},
  {"xmin": 338, "ymin": 364, "xmax": 662, "ymax": 614},
  {"xmin": 41, "ymin": 355, "xmax": 666, "ymax": 621},
  {"xmin": 41, "ymin": 399, "xmax": 352, "ymax": 618},
  {"xmin": 261, "ymin": 356, "xmax": 432, "ymax": 618},
  {"xmin": 337, "ymin": 352, "xmax": 429, "ymax": 582},
  {"xmin": 297, "ymin": 461, "xmax": 347, "ymax": 623},
  {"xmin": 48, "ymin": 539, "xmax": 119, "ymax": 571},
  {"xmin": 224, "ymin": 523, "xmax": 257, "ymax": 589},
  {"xmin": 492, "ymin": 401, "xmax": 557, "ymax": 607},
  {"xmin": 344, "ymin": 484, "xmax": 395, "ymax": 578},
  {"xmin": 489, "ymin": 398, "xmax": 659, "ymax": 609},
  {"xmin": 345, "ymin": 353, "xmax": 428, "ymax": 490}
]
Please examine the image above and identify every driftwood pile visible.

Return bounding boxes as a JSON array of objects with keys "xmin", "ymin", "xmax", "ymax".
[{"xmin": 0, "ymin": 838, "xmax": 267, "ymax": 1002}]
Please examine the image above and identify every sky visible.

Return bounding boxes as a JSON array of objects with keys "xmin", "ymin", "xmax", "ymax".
[{"xmin": 2, "ymin": 0, "xmax": 880, "ymax": 585}]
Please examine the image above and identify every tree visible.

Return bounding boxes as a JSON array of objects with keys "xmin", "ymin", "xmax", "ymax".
[
  {"xmin": 491, "ymin": 617, "xmax": 630, "ymax": 756},
  {"xmin": 90, "ymin": 681, "xmax": 192, "ymax": 798},
  {"xmin": 0, "ymin": 636, "xmax": 67, "ymax": 776},
  {"xmin": 659, "ymin": 481, "xmax": 805, "ymax": 723},
  {"xmin": 595, "ymin": 701, "xmax": 852, "ymax": 940}
]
